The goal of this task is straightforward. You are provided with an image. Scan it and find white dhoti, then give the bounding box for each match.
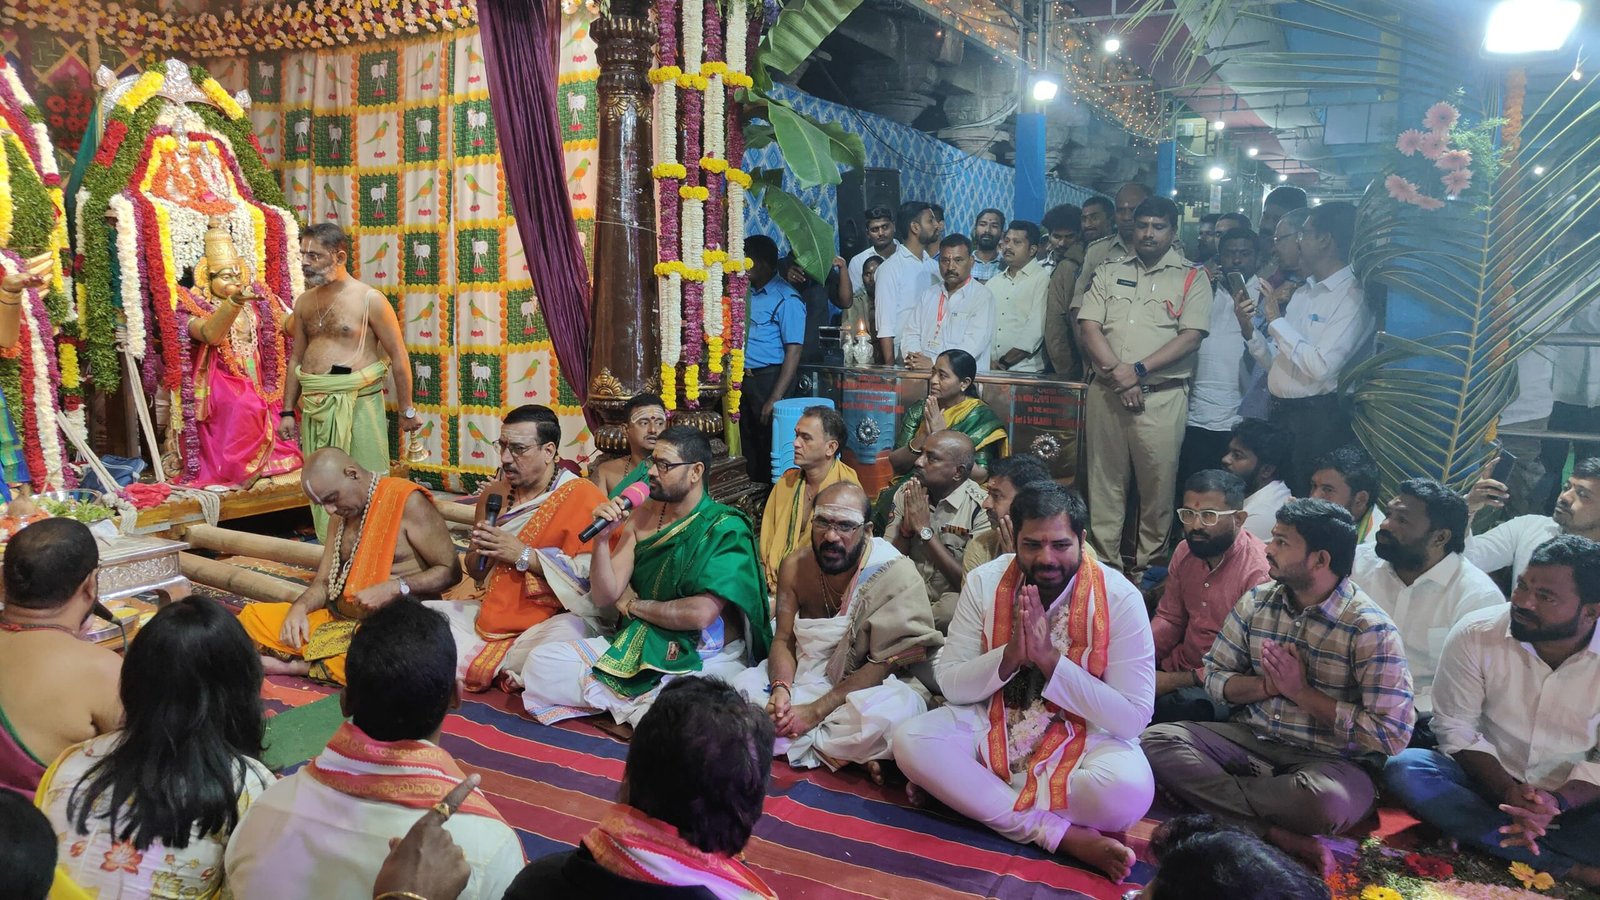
[731,614,927,769]
[891,704,1153,852]
[425,602,598,686]
[522,634,748,728]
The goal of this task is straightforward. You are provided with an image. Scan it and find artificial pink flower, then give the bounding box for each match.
[1442,168,1472,195]
[1436,148,1472,171]
[1396,128,1426,156]
[1423,101,1460,133]
[1415,195,1447,210]
[1417,131,1448,161]
[1386,174,1421,203]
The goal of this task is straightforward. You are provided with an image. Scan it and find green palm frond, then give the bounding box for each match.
[1345,73,1600,493]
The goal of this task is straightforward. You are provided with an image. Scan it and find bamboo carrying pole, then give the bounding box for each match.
[179,553,304,605]
[181,525,324,569]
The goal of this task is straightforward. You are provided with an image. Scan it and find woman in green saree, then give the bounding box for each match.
[871,349,1008,528]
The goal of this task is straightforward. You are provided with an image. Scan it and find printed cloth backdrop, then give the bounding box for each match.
[207,19,601,493]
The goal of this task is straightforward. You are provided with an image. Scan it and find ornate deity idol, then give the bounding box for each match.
[170,218,301,488]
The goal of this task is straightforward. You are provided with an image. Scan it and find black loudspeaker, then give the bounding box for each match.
[836,167,902,260]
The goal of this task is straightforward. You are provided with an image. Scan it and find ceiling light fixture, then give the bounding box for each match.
[1247,146,1259,157]
[1483,0,1582,54]
[1208,165,1227,181]
[1030,73,1061,102]
[1534,165,1547,176]
[1212,120,1226,131]
[1103,35,1122,54]
[1278,173,1289,183]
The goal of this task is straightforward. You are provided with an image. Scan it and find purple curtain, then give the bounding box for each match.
[477,0,593,410]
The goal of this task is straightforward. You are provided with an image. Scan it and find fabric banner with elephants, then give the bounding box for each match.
[208,23,598,492]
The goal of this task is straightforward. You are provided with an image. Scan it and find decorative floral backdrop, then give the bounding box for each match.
[210,23,599,492]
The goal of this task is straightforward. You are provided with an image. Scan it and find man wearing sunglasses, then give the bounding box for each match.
[521,426,771,728]
[1149,470,1270,725]
[428,405,607,692]
[733,482,941,781]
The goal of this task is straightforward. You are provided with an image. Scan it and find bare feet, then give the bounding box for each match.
[260,655,310,677]
[866,759,906,786]
[905,782,929,807]
[1265,826,1334,876]
[1058,825,1136,883]
[498,670,524,693]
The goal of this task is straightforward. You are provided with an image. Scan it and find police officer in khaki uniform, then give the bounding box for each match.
[1077,196,1212,576]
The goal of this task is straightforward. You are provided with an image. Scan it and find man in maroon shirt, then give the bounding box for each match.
[1150,470,1272,724]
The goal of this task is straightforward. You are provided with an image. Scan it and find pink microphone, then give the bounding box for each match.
[580,480,650,541]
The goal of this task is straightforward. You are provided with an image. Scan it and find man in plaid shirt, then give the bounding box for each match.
[1142,498,1415,873]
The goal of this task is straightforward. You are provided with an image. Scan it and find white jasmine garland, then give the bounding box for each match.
[728,0,747,78]
[20,289,65,488]
[729,181,745,270]
[107,196,148,358]
[661,272,683,365]
[683,0,703,75]
[281,210,305,298]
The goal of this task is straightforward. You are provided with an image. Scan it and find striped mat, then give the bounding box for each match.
[258,675,1155,899]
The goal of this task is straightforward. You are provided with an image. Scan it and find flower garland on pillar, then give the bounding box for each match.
[677,0,707,408]
[722,0,754,423]
[649,0,684,410]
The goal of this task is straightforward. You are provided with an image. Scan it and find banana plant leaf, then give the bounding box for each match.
[754,184,835,282]
[760,0,867,75]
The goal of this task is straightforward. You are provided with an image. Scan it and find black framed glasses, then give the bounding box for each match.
[811,515,866,536]
[646,456,695,474]
[493,440,548,458]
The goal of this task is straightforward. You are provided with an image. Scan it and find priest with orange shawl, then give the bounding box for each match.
[758,405,859,595]
[891,482,1155,884]
[428,405,608,692]
[239,448,462,683]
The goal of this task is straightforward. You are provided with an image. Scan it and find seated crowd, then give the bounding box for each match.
[4,182,1600,898]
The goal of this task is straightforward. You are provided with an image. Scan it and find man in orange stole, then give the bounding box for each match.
[429,405,607,692]
[239,448,461,683]
[892,483,1156,883]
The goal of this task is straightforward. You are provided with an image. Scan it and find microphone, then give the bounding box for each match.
[471,493,505,580]
[580,481,650,542]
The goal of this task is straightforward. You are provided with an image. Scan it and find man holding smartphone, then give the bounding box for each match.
[280,223,420,542]
[1178,228,1262,490]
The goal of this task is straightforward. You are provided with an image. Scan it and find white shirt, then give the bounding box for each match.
[1190,277,1259,431]
[1503,344,1556,426]
[1350,547,1505,713]
[987,259,1050,373]
[1464,514,1562,585]
[1245,266,1374,399]
[873,244,939,343]
[1241,480,1292,541]
[1433,606,1600,791]
[848,242,898,298]
[900,278,996,369]
[935,556,1155,743]
[225,766,525,900]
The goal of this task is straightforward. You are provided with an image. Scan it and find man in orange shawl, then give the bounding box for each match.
[239,448,461,683]
[892,482,1156,883]
[428,405,607,692]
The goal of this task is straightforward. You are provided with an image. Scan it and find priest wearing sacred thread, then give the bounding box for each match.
[238,448,460,683]
[892,482,1156,884]
[520,426,772,727]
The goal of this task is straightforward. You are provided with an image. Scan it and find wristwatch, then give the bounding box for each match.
[917,526,935,542]
[515,546,533,572]
[396,577,411,597]
[403,406,418,419]
[1132,360,1149,380]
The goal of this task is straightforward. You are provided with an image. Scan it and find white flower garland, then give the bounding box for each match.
[107,196,147,358]
[728,0,747,78]
[729,183,746,274]
[683,0,703,77]
[281,210,306,299]
[701,47,725,344]
[661,272,683,366]
[4,250,68,487]
[726,0,748,281]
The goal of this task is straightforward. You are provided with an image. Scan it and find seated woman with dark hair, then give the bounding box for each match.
[1137,814,1331,900]
[871,348,1008,528]
[35,598,274,899]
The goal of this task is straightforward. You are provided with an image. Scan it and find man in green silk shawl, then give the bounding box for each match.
[521,426,772,727]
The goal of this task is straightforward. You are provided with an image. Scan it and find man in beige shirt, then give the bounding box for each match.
[885,430,991,632]
[1078,197,1212,577]
[988,221,1050,373]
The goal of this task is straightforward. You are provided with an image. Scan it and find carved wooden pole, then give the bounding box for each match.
[585,0,660,453]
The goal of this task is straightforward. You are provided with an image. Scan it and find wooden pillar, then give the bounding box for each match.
[585,0,660,456]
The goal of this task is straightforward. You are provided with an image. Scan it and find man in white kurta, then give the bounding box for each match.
[734,484,942,773]
[900,235,995,370]
[892,483,1155,883]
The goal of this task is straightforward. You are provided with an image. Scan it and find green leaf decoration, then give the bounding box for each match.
[815,119,866,169]
[744,122,776,150]
[768,104,841,188]
[760,187,835,282]
[760,0,867,76]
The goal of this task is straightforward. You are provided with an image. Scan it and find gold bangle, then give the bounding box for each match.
[375,893,431,900]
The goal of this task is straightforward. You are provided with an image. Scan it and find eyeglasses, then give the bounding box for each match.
[811,515,866,536]
[646,456,695,474]
[493,440,542,458]
[1177,508,1241,526]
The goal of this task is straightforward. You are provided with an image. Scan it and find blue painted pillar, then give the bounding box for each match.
[1014,111,1046,222]
[1156,140,1176,196]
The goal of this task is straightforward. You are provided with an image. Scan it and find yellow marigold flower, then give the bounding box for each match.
[1359,887,1403,900]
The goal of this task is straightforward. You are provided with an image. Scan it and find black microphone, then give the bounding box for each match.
[472,493,504,579]
[580,481,650,542]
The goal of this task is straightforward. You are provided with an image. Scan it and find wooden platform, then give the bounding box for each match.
[131,473,310,537]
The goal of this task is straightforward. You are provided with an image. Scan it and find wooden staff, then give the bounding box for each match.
[179,553,304,605]
[181,525,323,569]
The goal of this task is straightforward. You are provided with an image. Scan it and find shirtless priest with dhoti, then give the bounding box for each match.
[892,482,1156,883]
[521,426,772,727]
[239,449,460,683]
[733,482,942,779]
[427,404,607,692]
